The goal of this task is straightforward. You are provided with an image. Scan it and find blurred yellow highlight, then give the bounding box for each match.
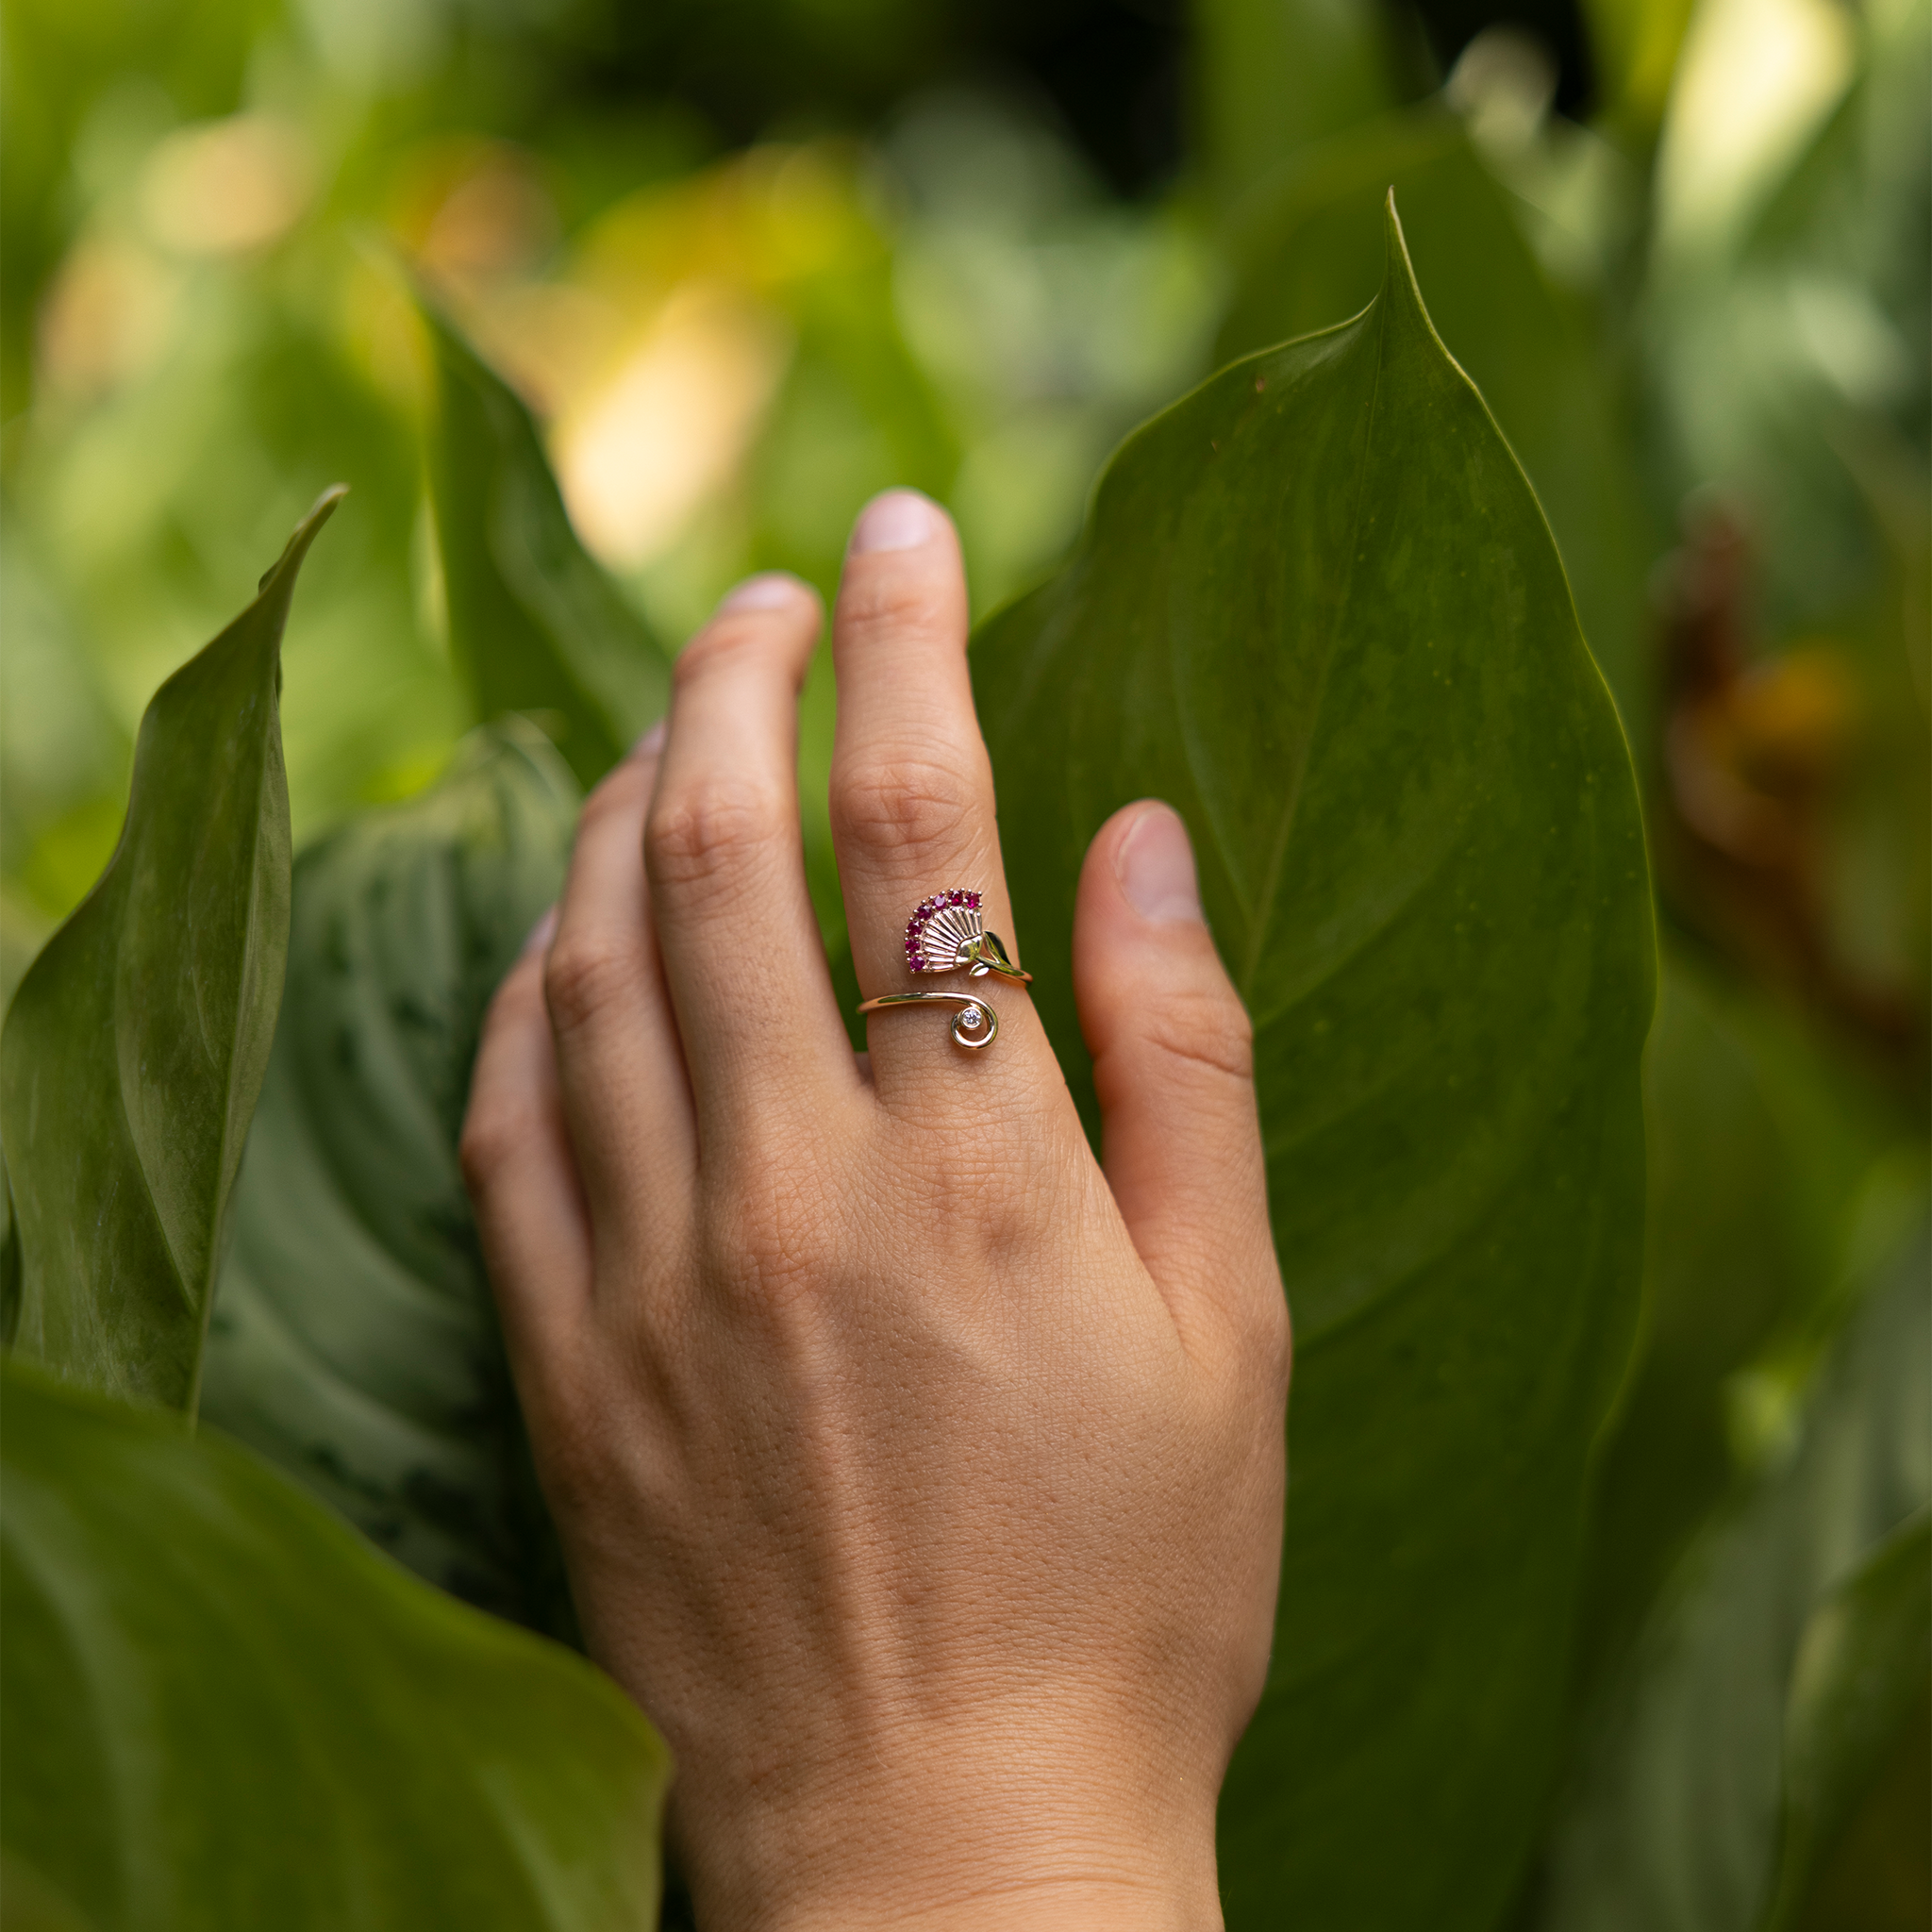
[141,114,315,258]
[553,283,791,571]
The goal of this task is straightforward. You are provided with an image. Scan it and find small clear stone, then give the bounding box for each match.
[958,1004,984,1030]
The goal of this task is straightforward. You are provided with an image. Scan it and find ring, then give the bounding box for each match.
[857,890,1031,1051]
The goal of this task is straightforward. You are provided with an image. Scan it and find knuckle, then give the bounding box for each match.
[838,569,953,646]
[707,1159,833,1311]
[832,757,980,866]
[1141,987,1255,1087]
[457,1107,519,1194]
[1255,1286,1292,1391]
[543,938,640,1037]
[674,616,784,691]
[646,777,788,889]
[580,757,650,827]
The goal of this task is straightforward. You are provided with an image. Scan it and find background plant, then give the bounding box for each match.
[2,0,1925,1927]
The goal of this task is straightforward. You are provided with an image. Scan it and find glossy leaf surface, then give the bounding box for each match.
[0,490,341,1410]
[0,1358,669,1932]
[200,720,578,1633]
[425,302,670,787]
[973,200,1653,1930]
[1216,111,1652,723]
[1540,1212,1930,1932]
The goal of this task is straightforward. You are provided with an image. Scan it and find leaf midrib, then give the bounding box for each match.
[1234,293,1390,1003]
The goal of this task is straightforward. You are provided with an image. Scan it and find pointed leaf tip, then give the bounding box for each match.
[1379,188,1426,316]
[259,485,349,593]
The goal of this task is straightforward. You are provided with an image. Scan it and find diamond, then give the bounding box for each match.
[958,1004,984,1030]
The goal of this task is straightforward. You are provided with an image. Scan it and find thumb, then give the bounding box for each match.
[1073,802,1283,1350]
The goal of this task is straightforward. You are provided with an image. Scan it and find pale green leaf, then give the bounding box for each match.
[1770,1508,1930,1929]
[200,719,578,1632]
[1538,1211,1930,1932]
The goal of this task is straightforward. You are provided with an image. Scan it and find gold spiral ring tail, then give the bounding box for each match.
[857,991,1000,1050]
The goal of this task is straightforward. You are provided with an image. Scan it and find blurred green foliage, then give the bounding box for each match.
[2,0,1927,1923]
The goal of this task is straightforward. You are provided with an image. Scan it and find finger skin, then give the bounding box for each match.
[1073,801,1289,1364]
[544,737,696,1244]
[460,941,593,1374]
[828,491,1053,1109]
[644,575,855,1142]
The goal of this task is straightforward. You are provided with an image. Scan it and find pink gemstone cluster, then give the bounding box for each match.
[904,890,982,973]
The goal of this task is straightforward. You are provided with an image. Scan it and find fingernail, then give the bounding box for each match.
[850,489,941,555]
[717,571,806,613]
[1117,805,1202,924]
[520,906,558,957]
[633,719,666,758]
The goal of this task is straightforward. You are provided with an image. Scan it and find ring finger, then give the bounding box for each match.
[828,491,1053,1113]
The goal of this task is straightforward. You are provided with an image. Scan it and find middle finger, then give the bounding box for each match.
[645,574,855,1141]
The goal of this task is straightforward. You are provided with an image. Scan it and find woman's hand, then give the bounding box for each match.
[461,491,1289,1931]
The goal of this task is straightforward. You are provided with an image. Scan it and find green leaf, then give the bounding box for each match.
[973,197,1653,1931]
[0,1357,669,1931]
[425,300,671,788]
[200,720,579,1633]
[0,488,342,1412]
[1537,1210,1931,1932]
[1215,110,1654,724]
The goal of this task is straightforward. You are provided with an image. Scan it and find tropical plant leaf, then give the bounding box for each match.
[425,298,670,787]
[0,1357,670,1932]
[1537,1209,1931,1932]
[0,488,342,1411]
[199,719,579,1634]
[1215,110,1653,725]
[973,197,1653,1932]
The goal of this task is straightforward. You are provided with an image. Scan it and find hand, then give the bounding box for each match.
[461,491,1289,1931]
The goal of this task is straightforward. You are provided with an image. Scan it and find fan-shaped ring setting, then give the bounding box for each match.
[856,889,1032,1051]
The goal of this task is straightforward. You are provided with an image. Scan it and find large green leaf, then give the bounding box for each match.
[199,719,578,1633]
[425,301,670,788]
[1538,1210,1930,1932]
[1216,110,1653,724]
[0,489,342,1412]
[0,1357,669,1931]
[973,198,1653,1931]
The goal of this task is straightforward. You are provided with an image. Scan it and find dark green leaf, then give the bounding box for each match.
[0,1357,669,1932]
[1538,1211,1931,1932]
[425,299,670,787]
[1216,110,1654,724]
[200,720,578,1633]
[973,197,1653,1931]
[0,489,342,1411]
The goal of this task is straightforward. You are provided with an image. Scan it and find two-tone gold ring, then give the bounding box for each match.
[856,890,1031,1051]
